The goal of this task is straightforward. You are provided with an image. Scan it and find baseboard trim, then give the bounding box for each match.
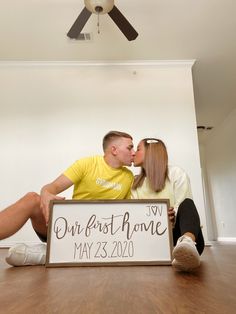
[217,237,236,242]
[0,241,42,248]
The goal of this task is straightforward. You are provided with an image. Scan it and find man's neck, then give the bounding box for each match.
[103,155,122,169]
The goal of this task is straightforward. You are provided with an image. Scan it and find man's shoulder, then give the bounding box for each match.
[122,167,134,178]
[76,155,102,163]
[69,155,102,171]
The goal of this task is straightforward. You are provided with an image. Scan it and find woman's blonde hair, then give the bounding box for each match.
[133,138,168,192]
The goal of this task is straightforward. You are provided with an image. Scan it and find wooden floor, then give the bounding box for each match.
[0,242,235,314]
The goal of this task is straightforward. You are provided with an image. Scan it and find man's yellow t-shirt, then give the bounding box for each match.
[63,155,134,200]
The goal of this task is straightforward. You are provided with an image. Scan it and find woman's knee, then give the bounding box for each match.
[179,198,195,209]
[177,198,198,216]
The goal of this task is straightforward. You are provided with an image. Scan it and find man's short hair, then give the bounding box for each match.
[103,131,133,152]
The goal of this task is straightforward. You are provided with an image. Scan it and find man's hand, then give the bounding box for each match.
[40,174,74,225]
[40,190,65,225]
[168,207,176,227]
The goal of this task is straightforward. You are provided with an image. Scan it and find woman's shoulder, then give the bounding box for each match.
[168,165,189,180]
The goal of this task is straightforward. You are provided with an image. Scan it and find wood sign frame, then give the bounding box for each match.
[46,199,173,267]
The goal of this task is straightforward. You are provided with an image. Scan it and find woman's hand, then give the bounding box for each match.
[168,207,176,227]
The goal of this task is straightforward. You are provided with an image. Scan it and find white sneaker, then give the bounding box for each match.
[172,235,200,271]
[6,243,46,266]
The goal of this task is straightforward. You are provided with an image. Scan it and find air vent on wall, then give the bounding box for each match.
[197,126,214,131]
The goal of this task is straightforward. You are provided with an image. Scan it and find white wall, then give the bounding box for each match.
[0,61,207,246]
[203,106,236,241]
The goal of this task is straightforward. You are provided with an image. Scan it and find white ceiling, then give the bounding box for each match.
[1,0,236,141]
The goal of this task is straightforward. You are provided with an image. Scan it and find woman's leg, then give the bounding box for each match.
[173,198,205,255]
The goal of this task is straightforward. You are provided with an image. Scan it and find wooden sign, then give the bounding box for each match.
[46,200,173,267]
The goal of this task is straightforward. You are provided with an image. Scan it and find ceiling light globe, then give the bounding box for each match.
[84,0,114,14]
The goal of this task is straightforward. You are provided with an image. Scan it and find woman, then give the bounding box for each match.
[132,138,204,271]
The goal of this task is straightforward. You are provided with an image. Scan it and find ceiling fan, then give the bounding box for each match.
[67,0,138,41]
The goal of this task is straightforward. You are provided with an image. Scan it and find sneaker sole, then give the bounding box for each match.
[6,243,46,266]
[172,243,200,271]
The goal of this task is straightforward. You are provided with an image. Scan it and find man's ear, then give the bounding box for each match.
[111,145,117,156]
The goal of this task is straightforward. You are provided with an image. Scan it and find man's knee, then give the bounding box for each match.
[21,192,41,208]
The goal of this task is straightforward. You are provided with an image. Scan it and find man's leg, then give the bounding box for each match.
[0,193,48,267]
[0,192,47,240]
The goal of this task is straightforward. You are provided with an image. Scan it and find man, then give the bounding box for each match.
[0,131,135,266]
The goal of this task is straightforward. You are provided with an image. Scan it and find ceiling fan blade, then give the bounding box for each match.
[108,5,138,41]
[67,7,92,39]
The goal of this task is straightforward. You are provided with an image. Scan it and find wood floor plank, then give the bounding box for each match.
[0,242,235,314]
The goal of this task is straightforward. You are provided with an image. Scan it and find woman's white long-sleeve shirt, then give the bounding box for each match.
[131,165,193,212]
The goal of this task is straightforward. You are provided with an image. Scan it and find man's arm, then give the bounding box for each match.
[40,174,73,224]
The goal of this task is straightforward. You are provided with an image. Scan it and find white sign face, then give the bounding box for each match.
[46,200,173,267]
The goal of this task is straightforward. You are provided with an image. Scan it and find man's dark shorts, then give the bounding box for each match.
[35,230,47,243]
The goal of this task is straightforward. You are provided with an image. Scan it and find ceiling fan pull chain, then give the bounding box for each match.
[95,5,103,34]
[97,12,100,34]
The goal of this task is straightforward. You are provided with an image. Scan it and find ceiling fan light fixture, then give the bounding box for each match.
[67,0,138,41]
[84,0,114,14]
